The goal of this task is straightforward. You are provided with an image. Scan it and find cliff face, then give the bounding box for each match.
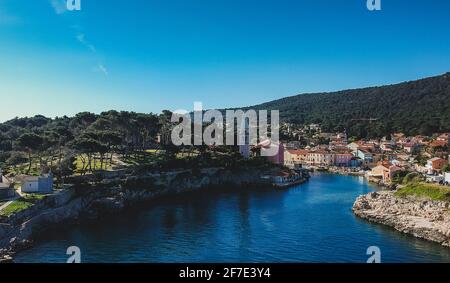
[353,191,450,247]
[0,167,271,259]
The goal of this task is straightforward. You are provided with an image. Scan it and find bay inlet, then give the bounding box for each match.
[14,173,450,263]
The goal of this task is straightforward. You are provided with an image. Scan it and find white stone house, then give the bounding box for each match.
[19,173,54,194]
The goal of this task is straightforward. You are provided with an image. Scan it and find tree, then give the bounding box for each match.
[444,164,450,173]
[6,151,28,170]
[72,136,102,174]
[16,133,44,174]
[56,155,77,184]
[98,130,122,168]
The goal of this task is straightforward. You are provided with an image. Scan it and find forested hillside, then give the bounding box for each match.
[248,72,450,138]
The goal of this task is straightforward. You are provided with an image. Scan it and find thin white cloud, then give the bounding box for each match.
[49,3,109,77]
[49,0,67,15]
[76,33,97,53]
[76,33,108,76]
[93,63,109,76]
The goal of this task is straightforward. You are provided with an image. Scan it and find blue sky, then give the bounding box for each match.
[0,0,449,122]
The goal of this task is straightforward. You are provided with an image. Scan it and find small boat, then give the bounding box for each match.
[271,173,307,189]
[272,177,306,189]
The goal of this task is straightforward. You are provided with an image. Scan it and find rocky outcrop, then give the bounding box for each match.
[353,191,450,247]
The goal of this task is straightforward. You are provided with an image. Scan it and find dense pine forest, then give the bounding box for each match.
[247,72,450,138]
[0,110,264,179]
[0,111,174,176]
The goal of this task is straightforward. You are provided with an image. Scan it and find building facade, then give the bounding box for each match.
[19,173,54,194]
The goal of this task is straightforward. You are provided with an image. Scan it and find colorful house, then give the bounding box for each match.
[284,149,309,168]
[349,157,362,168]
[437,133,450,143]
[426,157,448,173]
[356,149,373,164]
[306,150,335,166]
[429,140,448,149]
[368,163,402,184]
[403,142,418,154]
[334,153,353,166]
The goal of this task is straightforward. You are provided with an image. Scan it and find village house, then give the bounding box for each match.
[347,141,362,153]
[308,124,321,132]
[389,153,414,168]
[403,142,419,154]
[368,162,402,184]
[0,170,15,200]
[329,142,349,152]
[306,150,335,166]
[355,149,374,164]
[373,153,386,163]
[284,141,303,150]
[284,149,309,168]
[381,136,395,145]
[395,138,409,147]
[429,140,448,150]
[380,142,395,152]
[437,133,450,143]
[334,152,354,166]
[412,135,428,145]
[426,157,448,174]
[348,140,378,154]
[349,157,362,168]
[318,132,334,139]
[17,173,54,194]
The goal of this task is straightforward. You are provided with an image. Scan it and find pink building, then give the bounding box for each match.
[334,153,353,166]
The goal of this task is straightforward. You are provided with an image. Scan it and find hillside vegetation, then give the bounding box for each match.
[248,72,450,138]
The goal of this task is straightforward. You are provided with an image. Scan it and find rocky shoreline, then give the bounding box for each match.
[0,167,274,262]
[353,191,450,247]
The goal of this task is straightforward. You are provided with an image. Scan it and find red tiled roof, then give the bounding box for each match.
[287,149,309,155]
[430,140,448,147]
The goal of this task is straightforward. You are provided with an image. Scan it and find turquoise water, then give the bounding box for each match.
[14,173,450,263]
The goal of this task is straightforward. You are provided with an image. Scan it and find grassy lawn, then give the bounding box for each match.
[8,162,41,176]
[121,152,163,166]
[75,155,113,174]
[0,199,34,217]
[145,149,165,154]
[0,194,47,217]
[176,151,199,158]
[395,182,450,202]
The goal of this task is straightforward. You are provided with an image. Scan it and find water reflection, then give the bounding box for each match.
[14,173,450,263]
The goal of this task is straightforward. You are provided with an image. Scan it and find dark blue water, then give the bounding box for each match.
[15,173,450,263]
